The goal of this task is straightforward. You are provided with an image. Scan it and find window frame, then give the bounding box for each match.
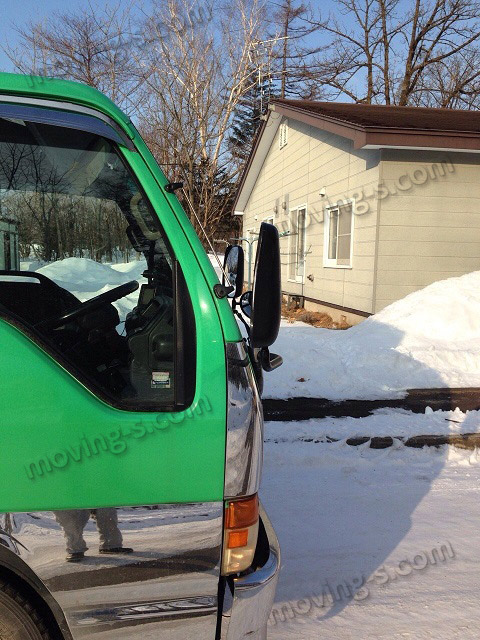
[323,199,355,269]
[288,204,307,283]
[0,101,134,150]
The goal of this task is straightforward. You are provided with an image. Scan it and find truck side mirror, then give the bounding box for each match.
[250,222,281,349]
[223,244,244,299]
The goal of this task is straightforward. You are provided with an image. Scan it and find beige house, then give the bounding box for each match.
[233,100,480,324]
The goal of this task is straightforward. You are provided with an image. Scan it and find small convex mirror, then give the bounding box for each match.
[240,290,252,318]
[223,244,245,299]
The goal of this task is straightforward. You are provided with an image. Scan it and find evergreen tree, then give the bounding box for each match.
[269,0,322,99]
[228,70,271,163]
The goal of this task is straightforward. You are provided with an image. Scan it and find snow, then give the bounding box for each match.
[208,252,224,280]
[262,418,480,639]
[33,257,148,325]
[261,271,480,637]
[37,257,147,297]
[265,271,480,401]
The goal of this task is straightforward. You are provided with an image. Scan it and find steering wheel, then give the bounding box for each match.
[38,280,139,330]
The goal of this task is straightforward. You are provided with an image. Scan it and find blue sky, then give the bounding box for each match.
[0,0,330,73]
[0,0,134,72]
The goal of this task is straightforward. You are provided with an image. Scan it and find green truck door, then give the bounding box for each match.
[0,106,227,639]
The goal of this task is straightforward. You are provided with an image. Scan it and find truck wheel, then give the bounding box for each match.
[0,580,53,640]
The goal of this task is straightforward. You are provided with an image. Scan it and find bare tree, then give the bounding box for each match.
[136,0,267,239]
[417,49,480,107]
[310,0,480,106]
[4,2,141,116]
[5,0,270,241]
[268,0,321,98]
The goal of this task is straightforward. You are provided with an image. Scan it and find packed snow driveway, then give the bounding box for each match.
[262,421,480,640]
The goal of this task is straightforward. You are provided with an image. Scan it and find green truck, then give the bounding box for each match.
[0,72,281,640]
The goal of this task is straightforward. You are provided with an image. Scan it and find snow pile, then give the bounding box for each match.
[37,257,146,294]
[35,257,148,322]
[264,271,480,400]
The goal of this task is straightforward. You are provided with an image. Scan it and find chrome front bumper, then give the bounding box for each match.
[222,504,280,640]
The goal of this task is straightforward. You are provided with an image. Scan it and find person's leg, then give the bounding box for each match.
[93,508,124,551]
[54,510,89,559]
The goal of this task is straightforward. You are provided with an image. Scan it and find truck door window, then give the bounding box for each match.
[0,114,195,410]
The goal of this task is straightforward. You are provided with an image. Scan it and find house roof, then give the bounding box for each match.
[274,99,480,133]
[233,99,480,214]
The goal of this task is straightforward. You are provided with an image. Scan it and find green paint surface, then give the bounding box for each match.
[0,320,226,512]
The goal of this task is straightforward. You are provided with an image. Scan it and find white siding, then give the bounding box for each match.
[242,117,381,314]
[375,150,480,312]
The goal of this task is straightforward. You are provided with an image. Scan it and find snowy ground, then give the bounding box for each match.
[264,271,480,401]
[262,420,480,639]
[259,273,480,638]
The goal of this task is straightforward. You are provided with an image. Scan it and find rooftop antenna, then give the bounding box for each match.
[248,35,289,118]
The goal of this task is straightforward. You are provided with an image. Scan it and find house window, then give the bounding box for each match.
[279,121,288,149]
[289,206,307,282]
[324,201,354,268]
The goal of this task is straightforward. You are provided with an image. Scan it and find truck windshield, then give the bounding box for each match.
[0,112,195,410]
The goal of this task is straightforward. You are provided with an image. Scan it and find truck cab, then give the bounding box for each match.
[0,73,280,640]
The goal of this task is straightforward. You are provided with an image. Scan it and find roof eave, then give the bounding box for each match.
[363,129,480,151]
[271,101,368,148]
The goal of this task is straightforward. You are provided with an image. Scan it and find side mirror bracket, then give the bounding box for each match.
[259,347,283,372]
[214,283,235,299]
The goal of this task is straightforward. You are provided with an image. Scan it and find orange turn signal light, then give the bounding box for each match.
[222,494,259,575]
[225,494,259,530]
[227,529,249,549]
